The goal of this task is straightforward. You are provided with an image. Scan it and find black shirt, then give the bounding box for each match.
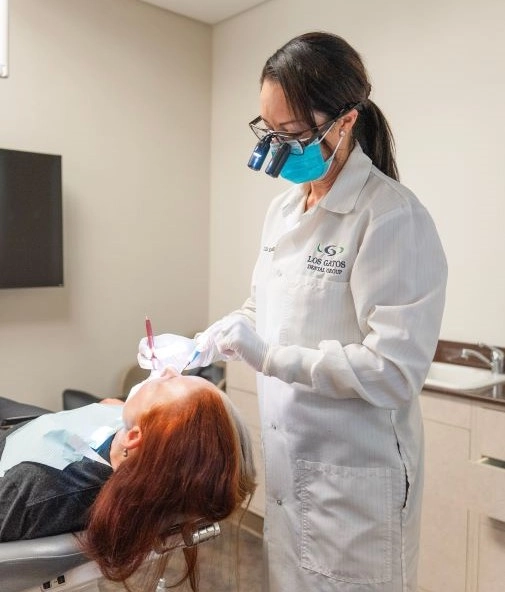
[0,424,114,541]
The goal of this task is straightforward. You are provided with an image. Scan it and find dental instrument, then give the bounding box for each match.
[145,316,159,369]
[182,348,201,372]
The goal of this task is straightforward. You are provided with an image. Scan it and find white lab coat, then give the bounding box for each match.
[237,144,447,591]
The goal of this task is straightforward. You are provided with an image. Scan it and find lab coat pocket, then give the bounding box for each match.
[297,460,396,584]
[282,278,359,348]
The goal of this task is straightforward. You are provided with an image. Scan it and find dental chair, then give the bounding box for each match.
[0,395,221,592]
[0,531,97,592]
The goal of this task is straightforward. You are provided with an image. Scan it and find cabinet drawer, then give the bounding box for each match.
[477,406,505,463]
[477,517,505,592]
[420,390,472,428]
[473,459,505,523]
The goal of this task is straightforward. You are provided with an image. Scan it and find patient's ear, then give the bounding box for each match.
[124,426,143,450]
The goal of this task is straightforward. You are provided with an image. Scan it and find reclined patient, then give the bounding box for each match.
[0,367,256,590]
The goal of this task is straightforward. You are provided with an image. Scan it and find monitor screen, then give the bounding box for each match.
[0,148,63,289]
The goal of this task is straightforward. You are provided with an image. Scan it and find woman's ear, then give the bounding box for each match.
[339,109,359,135]
[124,426,143,450]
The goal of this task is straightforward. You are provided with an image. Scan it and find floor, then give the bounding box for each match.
[164,520,263,591]
[97,519,263,592]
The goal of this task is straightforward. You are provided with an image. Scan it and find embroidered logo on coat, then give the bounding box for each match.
[307,244,346,275]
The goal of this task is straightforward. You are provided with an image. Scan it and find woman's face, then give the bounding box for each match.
[122,368,210,428]
[259,78,328,137]
[259,78,358,173]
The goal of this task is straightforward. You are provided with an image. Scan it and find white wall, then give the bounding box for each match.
[210,0,505,346]
[0,0,211,409]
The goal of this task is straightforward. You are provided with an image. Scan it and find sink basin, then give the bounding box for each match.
[425,362,505,391]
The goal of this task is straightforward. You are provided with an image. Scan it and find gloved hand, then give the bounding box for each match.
[137,333,196,373]
[198,315,319,385]
[211,315,270,372]
[193,317,235,368]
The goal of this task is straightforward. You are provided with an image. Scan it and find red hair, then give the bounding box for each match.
[82,385,255,590]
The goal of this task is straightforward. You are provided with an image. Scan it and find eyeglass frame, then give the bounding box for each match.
[248,103,360,154]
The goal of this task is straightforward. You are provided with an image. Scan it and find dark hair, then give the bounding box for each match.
[260,32,399,180]
[83,384,256,591]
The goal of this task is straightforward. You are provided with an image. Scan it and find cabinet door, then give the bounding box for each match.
[418,417,470,592]
[249,428,265,517]
[226,379,266,518]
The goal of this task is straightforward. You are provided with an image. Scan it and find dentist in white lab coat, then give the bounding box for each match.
[142,32,447,592]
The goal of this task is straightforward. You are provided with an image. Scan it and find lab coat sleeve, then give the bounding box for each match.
[263,204,448,409]
[235,293,257,327]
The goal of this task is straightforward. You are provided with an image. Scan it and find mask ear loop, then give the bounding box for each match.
[325,128,346,162]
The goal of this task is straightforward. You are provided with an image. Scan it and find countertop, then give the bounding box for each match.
[423,382,505,406]
[422,339,505,406]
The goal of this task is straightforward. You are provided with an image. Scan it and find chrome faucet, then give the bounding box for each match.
[461,343,505,375]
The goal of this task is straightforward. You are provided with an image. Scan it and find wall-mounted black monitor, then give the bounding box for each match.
[0,148,63,289]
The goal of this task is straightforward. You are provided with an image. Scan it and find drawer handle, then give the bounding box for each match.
[479,456,505,469]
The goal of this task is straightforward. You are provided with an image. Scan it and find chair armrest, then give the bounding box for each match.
[0,397,50,427]
[62,389,104,410]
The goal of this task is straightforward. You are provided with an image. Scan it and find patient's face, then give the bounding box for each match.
[122,368,209,428]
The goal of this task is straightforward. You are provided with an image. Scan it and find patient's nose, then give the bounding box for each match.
[160,366,181,379]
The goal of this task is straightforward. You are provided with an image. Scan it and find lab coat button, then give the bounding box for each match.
[271,423,277,430]
[276,499,283,506]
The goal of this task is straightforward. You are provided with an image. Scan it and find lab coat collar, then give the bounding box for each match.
[280,142,372,218]
[279,185,307,228]
[322,142,372,214]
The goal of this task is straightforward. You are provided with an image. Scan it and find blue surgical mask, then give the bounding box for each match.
[274,128,345,184]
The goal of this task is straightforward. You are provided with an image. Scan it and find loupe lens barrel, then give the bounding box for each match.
[265,142,290,177]
[247,136,271,171]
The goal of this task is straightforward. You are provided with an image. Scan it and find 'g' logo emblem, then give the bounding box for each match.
[317,244,344,256]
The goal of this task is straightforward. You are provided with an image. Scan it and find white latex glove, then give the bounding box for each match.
[137,333,196,373]
[212,315,269,372]
[193,318,234,368]
[199,316,320,386]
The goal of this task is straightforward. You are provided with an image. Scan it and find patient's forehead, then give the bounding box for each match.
[148,373,208,401]
[122,373,212,425]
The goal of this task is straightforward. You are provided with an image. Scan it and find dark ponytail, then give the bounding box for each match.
[354,100,399,180]
[261,32,399,181]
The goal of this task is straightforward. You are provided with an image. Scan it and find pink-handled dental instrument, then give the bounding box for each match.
[145,316,159,369]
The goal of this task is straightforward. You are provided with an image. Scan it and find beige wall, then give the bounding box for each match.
[210,0,505,345]
[2,0,504,409]
[0,0,211,409]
